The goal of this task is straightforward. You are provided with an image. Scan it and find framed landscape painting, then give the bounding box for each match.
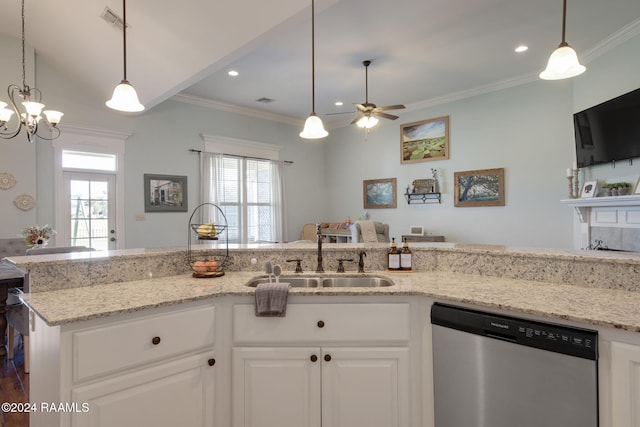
[363,178,397,209]
[401,116,450,164]
[144,174,188,212]
[454,168,505,207]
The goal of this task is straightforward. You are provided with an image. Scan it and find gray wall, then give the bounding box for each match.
[1,31,639,250]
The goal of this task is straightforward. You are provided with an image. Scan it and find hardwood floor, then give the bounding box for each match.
[0,336,29,427]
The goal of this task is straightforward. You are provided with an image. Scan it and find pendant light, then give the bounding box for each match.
[539,0,585,80]
[106,0,144,112]
[299,0,328,139]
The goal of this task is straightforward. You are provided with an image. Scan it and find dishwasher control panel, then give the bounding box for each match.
[431,303,598,360]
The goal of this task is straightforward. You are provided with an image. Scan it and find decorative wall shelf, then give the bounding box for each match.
[404,192,441,204]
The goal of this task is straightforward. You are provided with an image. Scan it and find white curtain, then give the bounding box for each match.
[271,160,287,243]
[201,151,225,226]
[201,152,287,243]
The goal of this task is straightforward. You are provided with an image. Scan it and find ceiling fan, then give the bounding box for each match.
[351,60,405,128]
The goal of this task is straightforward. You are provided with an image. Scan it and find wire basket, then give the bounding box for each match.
[187,203,229,278]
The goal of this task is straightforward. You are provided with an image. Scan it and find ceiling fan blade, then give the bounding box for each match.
[353,103,368,112]
[325,111,357,116]
[373,111,399,120]
[376,104,406,111]
[351,113,365,125]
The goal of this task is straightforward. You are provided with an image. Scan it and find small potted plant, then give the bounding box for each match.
[601,182,632,196]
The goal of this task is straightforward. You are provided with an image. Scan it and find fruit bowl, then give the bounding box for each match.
[190,260,224,278]
[190,223,226,239]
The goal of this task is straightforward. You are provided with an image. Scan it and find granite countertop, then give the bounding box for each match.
[22,269,640,333]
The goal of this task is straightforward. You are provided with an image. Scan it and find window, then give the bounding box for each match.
[204,153,286,243]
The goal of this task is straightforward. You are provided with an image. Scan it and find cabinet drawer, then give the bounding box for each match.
[73,305,215,382]
[233,303,409,343]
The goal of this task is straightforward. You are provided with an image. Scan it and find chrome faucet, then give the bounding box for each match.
[315,223,324,273]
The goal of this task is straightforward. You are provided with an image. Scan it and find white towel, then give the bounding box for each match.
[359,221,378,243]
[255,282,291,317]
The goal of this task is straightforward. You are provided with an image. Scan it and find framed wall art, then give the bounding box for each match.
[144,174,188,212]
[454,168,505,207]
[580,180,598,198]
[400,116,449,164]
[363,178,397,209]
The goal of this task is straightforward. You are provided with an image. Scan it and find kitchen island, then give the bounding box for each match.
[11,243,640,427]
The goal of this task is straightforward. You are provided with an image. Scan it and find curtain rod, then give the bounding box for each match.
[189,149,293,164]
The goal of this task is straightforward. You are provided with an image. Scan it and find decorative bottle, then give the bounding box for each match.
[401,238,412,271]
[388,238,400,271]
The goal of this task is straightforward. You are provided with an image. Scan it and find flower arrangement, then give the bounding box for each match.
[19,224,56,247]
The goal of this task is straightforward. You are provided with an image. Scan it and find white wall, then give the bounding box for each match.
[323,81,575,247]
[0,37,37,238]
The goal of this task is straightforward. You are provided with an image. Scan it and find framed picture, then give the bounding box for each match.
[581,180,598,198]
[409,226,424,236]
[363,178,397,209]
[454,168,505,207]
[634,177,640,195]
[401,116,449,164]
[144,174,188,212]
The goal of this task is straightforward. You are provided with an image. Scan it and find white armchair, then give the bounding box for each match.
[350,221,390,243]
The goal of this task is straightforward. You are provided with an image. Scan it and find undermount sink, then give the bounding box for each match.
[245,275,394,288]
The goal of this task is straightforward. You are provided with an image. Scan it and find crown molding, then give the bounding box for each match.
[172,93,301,127]
[582,16,640,62]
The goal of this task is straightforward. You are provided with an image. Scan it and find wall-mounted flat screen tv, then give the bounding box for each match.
[574,87,640,168]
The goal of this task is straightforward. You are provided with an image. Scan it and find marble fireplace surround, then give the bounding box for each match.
[562,195,640,252]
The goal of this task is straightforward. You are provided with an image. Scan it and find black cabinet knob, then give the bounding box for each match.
[310,354,318,362]
[208,358,216,366]
[324,354,331,362]
[152,336,161,345]
[317,320,325,328]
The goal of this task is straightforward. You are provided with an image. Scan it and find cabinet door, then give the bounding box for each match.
[321,347,410,427]
[232,347,321,427]
[71,352,215,427]
[612,341,640,427]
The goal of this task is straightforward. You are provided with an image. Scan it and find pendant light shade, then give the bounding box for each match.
[300,0,328,139]
[539,0,585,80]
[106,0,145,112]
[300,113,328,139]
[106,80,144,112]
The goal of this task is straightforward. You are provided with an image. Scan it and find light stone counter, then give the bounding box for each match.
[13,243,640,332]
[22,268,640,333]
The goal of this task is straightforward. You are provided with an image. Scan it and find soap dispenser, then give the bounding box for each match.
[388,238,400,271]
[401,237,412,271]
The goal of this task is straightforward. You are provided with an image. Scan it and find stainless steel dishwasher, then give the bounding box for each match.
[431,303,598,427]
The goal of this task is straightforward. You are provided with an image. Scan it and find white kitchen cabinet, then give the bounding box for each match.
[71,352,215,427]
[29,301,217,427]
[231,301,412,427]
[232,346,409,427]
[611,341,640,427]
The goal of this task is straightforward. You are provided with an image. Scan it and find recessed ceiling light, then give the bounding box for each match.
[228,70,239,77]
[515,45,528,53]
[334,101,343,106]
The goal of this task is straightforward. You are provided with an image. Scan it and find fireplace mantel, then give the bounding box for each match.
[562,195,640,251]
[561,195,640,222]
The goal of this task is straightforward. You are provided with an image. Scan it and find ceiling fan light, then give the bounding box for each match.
[106,80,145,112]
[300,113,328,139]
[356,116,378,129]
[539,44,586,80]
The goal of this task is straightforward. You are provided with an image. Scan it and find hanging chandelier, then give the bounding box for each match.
[0,0,64,143]
[106,0,144,112]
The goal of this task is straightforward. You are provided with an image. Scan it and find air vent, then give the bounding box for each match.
[101,6,129,30]
[256,97,275,104]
